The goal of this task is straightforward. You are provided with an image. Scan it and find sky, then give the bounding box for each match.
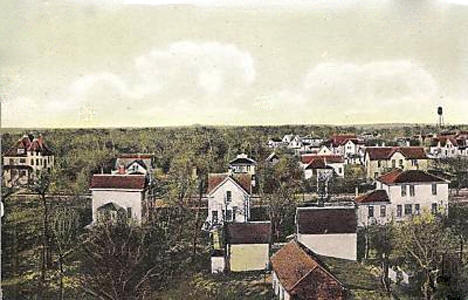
[1,0,468,128]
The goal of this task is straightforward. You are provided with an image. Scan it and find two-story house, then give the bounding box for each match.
[355,169,449,226]
[205,173,252,229]
[3,134,55,186]
[364,147,430,180]
[90,174,148,224]
[429,135,468,158]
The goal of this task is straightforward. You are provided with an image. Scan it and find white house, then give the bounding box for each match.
[356,169,449,226]
[226,222,271,272]
[204,173,252,230]
[301,154,345,178]
[3,134,55,186]
[228,154,256,175]
[113,153,154,175]
[301,136,324,147]
[90,174,148,224]
[267,138,284,148]
[296,206,358,261]
[429,135,468,158]
[282,134,295,144]
[355,190,391,226]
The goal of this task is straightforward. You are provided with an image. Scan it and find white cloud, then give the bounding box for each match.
[3,41,256,126]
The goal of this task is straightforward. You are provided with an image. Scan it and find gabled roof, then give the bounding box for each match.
[365,147,428,160]
[377,169,446,185]
[296,207,357,235]
[271,241,345,298]
[126,159,148,170]
[207,173,252,195]
[5,135,54,156]
[355,190,389,204]
[90,174,147,190]
[229,154,257,165]
[227,222,271,244]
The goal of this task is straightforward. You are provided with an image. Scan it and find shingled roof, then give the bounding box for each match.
[365,146,427,160]
[5,135,54,157]
[90,174,147,190]
[271,241,346,299]
[226,222,271,244]
[377,169,446,185]
[296,207,357,235]
[207,173,252,195]
[355,190,389,204]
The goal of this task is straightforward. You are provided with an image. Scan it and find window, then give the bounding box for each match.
[31,159,34,166]
[226,191,232,203]
[232,206,237,221]
[212,211,218,223]
[9,159,14,165]
[20,170,26,177]
[377,160,381,167]
[19,158,26,164]
[409,185,415,197]
[368,206,374,218]
[397,205,402,217]
[127,207,132,219]
[226,209,232,221]
[399,159,403,167]
[380,205,386,217]
[404,204,412,215]
[36,159,39,165]
[392,160,396,168]
[401,185,407,196]
[415,204,420,214]
[338,167,343,174]
[432,184,437,195]
[432,203,438,214]
[374,172,379,178]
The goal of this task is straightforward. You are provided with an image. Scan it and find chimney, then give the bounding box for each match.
[406,140,411,147]
[118,164,126,174]
[382,142,386,147]
[355,186,359,197]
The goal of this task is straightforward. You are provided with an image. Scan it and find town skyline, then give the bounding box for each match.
[1,0,468,128]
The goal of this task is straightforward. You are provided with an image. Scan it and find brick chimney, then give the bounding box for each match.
[117,164,126,174]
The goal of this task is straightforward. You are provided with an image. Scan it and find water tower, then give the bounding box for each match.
[437,106,444,128]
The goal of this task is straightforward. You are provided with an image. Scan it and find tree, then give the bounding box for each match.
[260,155,303,241]
[80,220,157,300]
[29,170,52,293]
[51,205,81,300]
[369,223,395,293]
[393,213,458,299]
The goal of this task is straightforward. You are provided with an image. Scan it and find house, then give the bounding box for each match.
[228,153,256,176]
[301,136,323,147]
[282,134,295,144]
[226,222,271,272]
[113,153,155,175]
[326,135,365,157]
[355,169,449,226]
[89,174,148,224]
[271,240,347,300]
[301,154,345,178]
[204,173,252,230]
[268,138,284,148]
[3,134,55,186]
[287,135,303,150]
[265,152,280,165]
[302,157,335,180]
[296,206,358,260]
[354,190,391,226]
[429,135,468,158]
[364,146,430,180]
